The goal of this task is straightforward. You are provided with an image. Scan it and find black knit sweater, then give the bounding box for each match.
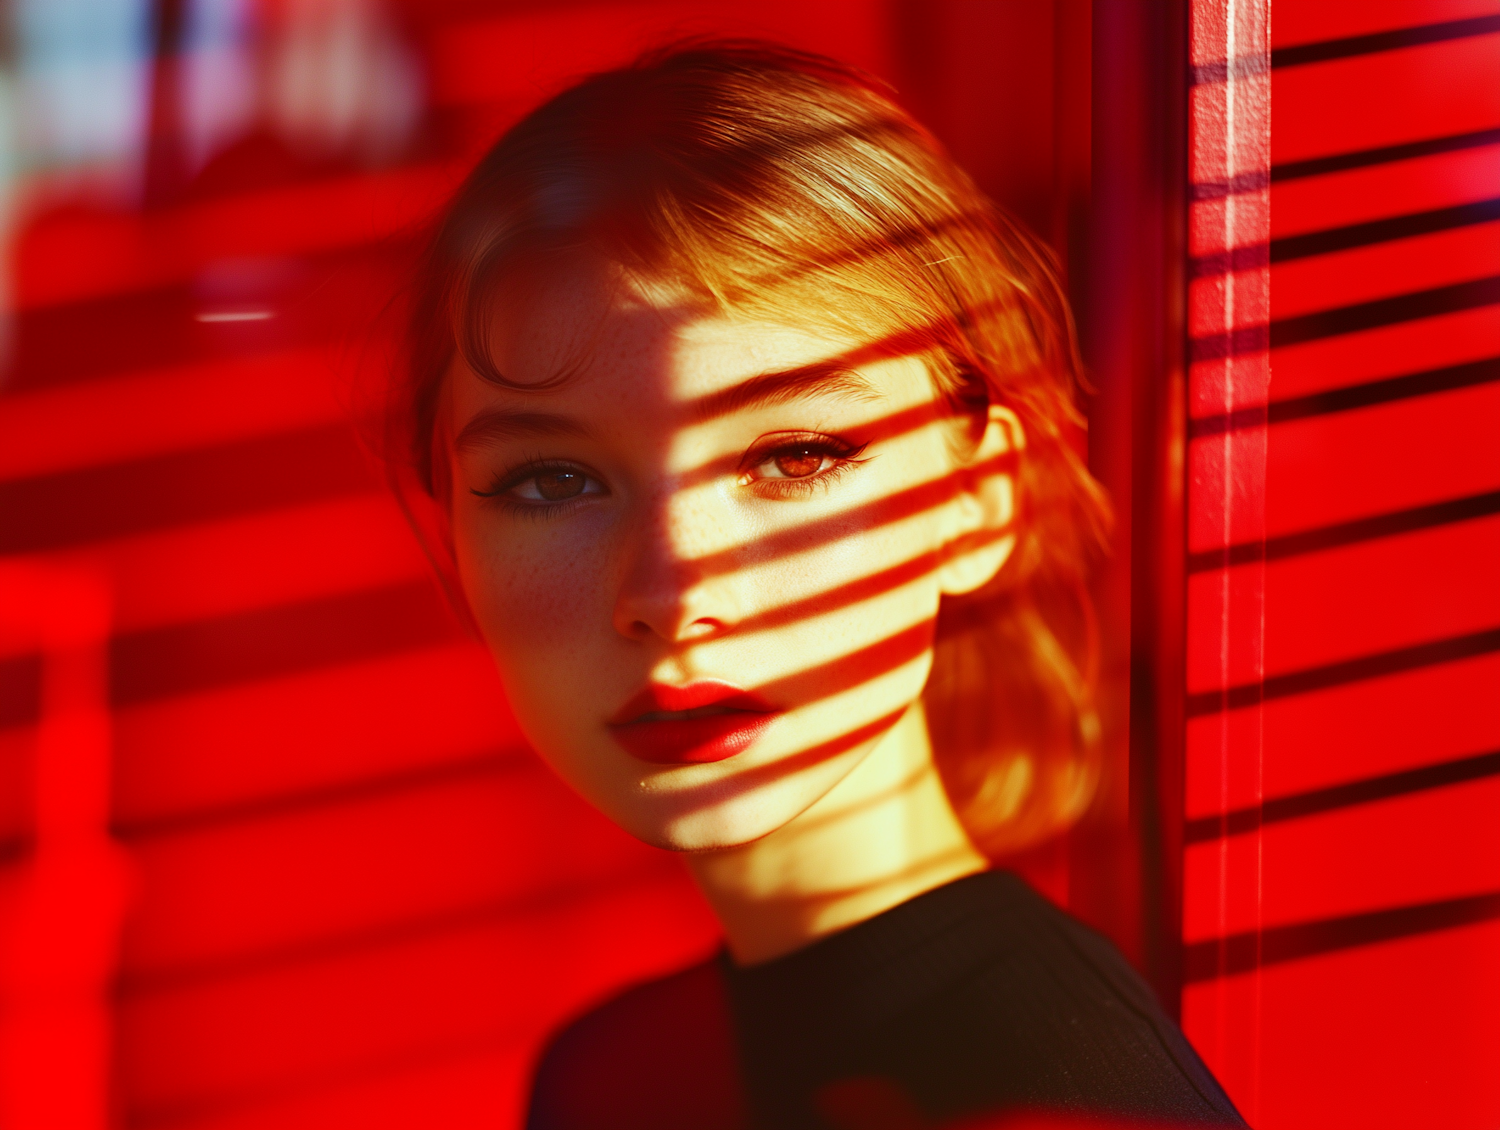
[527,870,1246,1129]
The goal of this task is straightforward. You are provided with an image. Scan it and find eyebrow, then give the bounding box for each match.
[454,409,593,452]
[689,362,883,422]
[455,362,882,450]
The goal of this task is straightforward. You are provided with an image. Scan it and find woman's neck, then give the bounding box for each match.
[684,701,989,965]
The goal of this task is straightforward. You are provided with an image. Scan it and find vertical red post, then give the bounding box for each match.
[0,563,131,1130]
[1179,0,1271,1121]
[1083,0,1189,998]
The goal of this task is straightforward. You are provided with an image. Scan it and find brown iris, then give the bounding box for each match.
[774,449,825,478]
[535,470,586,500]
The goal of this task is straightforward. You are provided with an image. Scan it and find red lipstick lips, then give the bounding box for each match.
[607,680,778,765]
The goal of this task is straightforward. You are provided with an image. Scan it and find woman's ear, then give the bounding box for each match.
[936,404,1025,596]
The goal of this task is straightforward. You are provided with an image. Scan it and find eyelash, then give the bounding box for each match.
[739,433,870,498]
[471,456,603,519]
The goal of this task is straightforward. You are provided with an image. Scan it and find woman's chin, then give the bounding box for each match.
[617,753,877,852]
[541,714,896,853]
[620,800,794,854]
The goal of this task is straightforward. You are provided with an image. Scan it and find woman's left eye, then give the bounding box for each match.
[752,447,837,480]
[740,436,867,493]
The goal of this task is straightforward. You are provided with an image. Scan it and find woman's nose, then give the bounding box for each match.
[611,487,742,644]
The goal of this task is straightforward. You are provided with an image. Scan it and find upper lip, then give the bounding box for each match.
[608,680,776,725]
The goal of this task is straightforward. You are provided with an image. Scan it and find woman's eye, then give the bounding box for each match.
[739,435,868,494]
[754,447,835,480]
[521,470,588,500]
[483,465,603,504]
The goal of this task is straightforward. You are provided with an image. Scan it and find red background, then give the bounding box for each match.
[0,2,1496,1128]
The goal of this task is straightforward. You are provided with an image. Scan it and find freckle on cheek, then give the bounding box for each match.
[488,553,596,642]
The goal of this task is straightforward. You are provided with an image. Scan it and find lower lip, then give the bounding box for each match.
[609,711,778,764]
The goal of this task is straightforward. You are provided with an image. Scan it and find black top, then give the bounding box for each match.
[527,871,1246,1130]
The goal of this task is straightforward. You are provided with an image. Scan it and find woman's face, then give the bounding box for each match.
[448,251,1017,851]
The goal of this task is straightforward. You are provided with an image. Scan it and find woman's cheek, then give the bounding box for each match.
[478,529,607,657]
[462,527,613,757]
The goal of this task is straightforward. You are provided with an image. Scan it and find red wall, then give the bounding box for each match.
[1181,2,1500,1126]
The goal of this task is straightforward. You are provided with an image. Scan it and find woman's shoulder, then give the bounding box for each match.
[941,872,1247,1126]
[525,956,747,1130]
[717,869,1245,1127]
[976,870,1173,1015]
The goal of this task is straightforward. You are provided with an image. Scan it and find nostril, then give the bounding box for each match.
[682,618,723,640]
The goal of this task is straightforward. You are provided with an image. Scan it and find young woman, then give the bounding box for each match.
[384,41,1244,1130]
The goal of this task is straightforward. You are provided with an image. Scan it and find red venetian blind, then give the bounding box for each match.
[1181,1,1500,1126]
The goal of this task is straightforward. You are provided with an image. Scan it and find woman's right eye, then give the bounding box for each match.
[475,464,605,506]
[512,469,590,501]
